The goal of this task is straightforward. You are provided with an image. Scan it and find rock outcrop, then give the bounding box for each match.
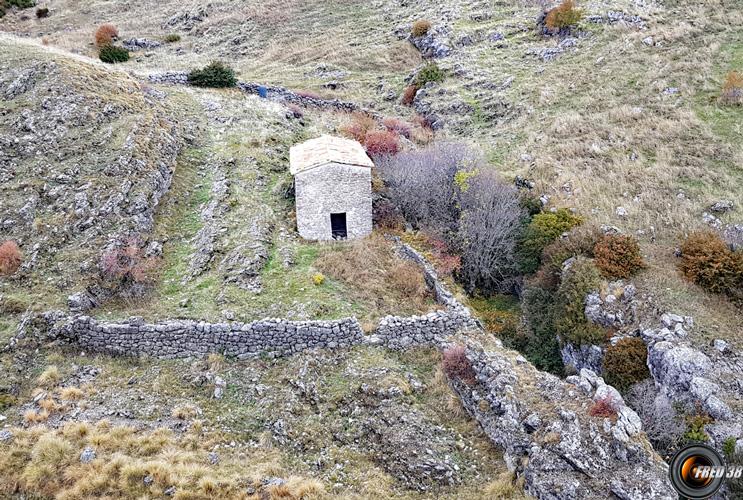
[452,341,675,499]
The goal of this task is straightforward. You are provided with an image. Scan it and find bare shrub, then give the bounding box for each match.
[442,345,476,385]
[382,117,412,139]
[626,380,685,459]
[339,113,377,143]
[99,235,159,299]
[376,142,477,236]
[0,240,22,276]
[457,171,525,294]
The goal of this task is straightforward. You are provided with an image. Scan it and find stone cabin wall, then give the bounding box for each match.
[294,162,372,241]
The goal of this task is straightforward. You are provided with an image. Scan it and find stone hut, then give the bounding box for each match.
[290,135,373,240]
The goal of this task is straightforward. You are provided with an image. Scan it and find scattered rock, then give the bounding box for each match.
[80,446,96,463]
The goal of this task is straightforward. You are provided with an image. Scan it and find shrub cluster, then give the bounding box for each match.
[593,234,645,279]
[378,143,524,294]
[0,240,22,276]
[35,6,48,17]
[382,117,412,139]
[414,63,445,87]
[94,23,119,47]
[163,33,181,43]
[0,0,35,17]
[340,114,405,159]
[411,20,432,37]
[679,231,743,304]
[442,345,476,385]
[553,257,606,346]
[545,0,583,30]
[187,61,237,88]
[364,129,400,157]
[521,284,564,373]
[535,225,601,290]
[99,44,129,64]
[720,70,743,106]
[602,337,650,392]
[517,208,583,274]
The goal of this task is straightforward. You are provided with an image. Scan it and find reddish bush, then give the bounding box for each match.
[364,130,400,158]
[589,396,618,418]
[402,85,419,106]
[294,89,323,100]
[593,234,645,279]
[382,117,412,139]
[100,236,158,286]
[0,240,22,276]
[339,113,377,143]
[442,345,476,385]
[679,231,743,303]
[94,23,119,47]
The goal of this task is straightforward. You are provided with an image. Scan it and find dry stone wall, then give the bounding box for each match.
[57,316,364,359]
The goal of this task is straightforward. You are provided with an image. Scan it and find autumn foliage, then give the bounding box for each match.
[94,23,119,47]
[679,231,743,303]
[0,240,22,276]
[593,234,645,279]
[589,396,618,418]
[363,130,400,158]
[545,0,583,30]
[720,70,743,106]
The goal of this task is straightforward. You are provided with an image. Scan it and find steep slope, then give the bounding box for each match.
[0,35,180,311]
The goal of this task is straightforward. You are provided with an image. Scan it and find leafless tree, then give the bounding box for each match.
[626,380,685,460]
[458,170,525,293]
[376,142,480,236]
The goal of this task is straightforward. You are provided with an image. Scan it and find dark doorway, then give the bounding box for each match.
[330,213,347,239]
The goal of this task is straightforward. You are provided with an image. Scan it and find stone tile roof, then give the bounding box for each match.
[289,135,374,175]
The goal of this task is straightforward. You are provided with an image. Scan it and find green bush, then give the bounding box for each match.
[594,234,645,279]
[521,284,564,374]
[602,337,650,392]
[683,414,712,443]
[519,194,542,217]
[679,231,743,304]
[517,208,583,274]
[9,0,36,8]
[554,257,606,346]
[99,44,130,64]
[164,33,181,43]
[535,225,601,291]
[188,61,237,88]
[414,63,444,87]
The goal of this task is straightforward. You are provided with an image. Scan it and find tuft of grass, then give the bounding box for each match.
[36,366,61,388]
[59,387,84,401]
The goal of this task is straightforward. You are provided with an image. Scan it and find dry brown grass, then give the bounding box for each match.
[36,365,61,388]
[314,233,433,318]
[0,421,321,499]
[59,386,84,401]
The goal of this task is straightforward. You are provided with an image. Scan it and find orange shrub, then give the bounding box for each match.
[679,231,743,303]
[402,85,419,106]
[364,130,400,158]
[442,345,476,385]
[593,234,645,279]
[95,23,119,47]
[720,70,743,106]
[411,20,432,37]
[0,240,22,276]
[545,0,583,30]
[339,113,377,143]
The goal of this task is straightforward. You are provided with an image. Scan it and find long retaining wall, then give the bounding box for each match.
[43,241,477,359]
[60,316,363,359]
